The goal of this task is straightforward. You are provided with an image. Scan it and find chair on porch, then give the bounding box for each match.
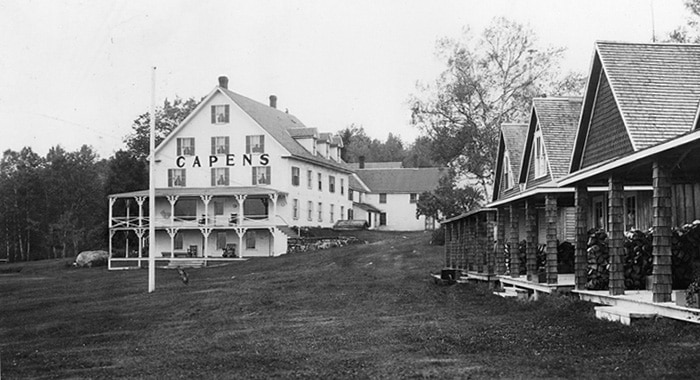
[187,245,198,258]
[223,243,236,258]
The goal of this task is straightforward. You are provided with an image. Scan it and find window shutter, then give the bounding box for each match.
[260,136,265,152]
[224,168,230,185]
[168,170,173,187]
[252,168,256,185]
[211,106,216,123]
[246,136,251,153]
[211,137,216,155]
[224,105,230,123]
[225,137,230,154]
[177,139,182,156]
[211,168,216,187]
[181,170,186,186]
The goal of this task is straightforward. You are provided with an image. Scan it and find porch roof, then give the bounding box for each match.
[353,202,382,213]
[109,186,287,199]
[441,208,497,225]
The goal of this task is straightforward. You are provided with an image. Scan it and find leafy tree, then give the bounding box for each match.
[124,97,200,160]
[410,17,584,199]
[339,125,408,164]
[669,0,700,42]
[416,168,483,220]
[402,136,438,168]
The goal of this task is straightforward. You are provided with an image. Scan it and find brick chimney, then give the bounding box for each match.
[218,76,229,89]
[359,156,365,169]
[269,95,277,109]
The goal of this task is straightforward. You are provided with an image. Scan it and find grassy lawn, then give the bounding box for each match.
[2,230,700,379]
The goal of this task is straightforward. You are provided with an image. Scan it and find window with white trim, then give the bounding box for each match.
[504,151,515,189]
[410,193,418,204]
[307,170,313,189]
[329,176,336,193]
[211,105,229,124]
[212,136,230,155]
[292,167,300,186]
[318,202,323,222]
[292,199,299,220]
[252,166,271,185]
[330,204,335,223]
[340,178,345,195]
[307,201,313,221]
[246,135,265,154]
[379,193,387,204]
[212,168,229,186]
[177,138,195,156]
[168,169,186,187]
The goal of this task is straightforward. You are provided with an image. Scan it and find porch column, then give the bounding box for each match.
[125,200,130,257]
[574,185,589,290]
[470,217,477,272]
[199,228,212,258]
[545,195,558,285]
[167,195,179,226]
[485,212,496,275]
[235,227,247,258]
[509,203,520,278]
[108,230,115,270]
[235,194,247,226]
[200,195,212,226]
[608,176,625,296]
[496,208,506,275]
[166,228,178,258]
[136,228,145,268]
[135,196,146,227]
[268,227,275,257]
[525,199,538,281]
[269,193,278,223]
[108,197,116,228]
[652,160,673,303]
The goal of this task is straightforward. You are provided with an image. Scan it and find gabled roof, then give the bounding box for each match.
[154,82,350,174]
[346,161,403,169]
[354,167,444,193]
[519,97,582,184]
[348,173,371,192]
[288,127,319,139]
[492,123,528,202]
[571,41,700,171]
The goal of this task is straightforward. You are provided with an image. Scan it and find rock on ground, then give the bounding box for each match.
[74,250,109,268]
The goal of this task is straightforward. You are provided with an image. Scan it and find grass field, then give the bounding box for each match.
[2,230,700,379]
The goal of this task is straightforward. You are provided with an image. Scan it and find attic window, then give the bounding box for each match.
[211,105,230,124]
[504,151,514,189]
[534,127,547,178]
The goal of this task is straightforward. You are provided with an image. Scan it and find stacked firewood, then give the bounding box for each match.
[672,221,700,288]
[557,242,575,273]
[586,229,610,290]
[623,229,654,290]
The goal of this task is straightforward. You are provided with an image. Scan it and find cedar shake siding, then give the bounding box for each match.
[581,71,633,168]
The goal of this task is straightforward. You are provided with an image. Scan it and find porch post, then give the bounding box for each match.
[167,195,179,226]
[200,195,212,226]
[485,211,496,276]
[496,208,506,275]
[108,197,115,228]
[135,228,145,268]
[235,227,247,258]
[525,199,538,281]
[235,194,247,226]
[652,160,673,303]
[608,176,625,296]
[477,214,486,274]
[470,217,477,272]
[574,184,589,290]
[166,228,178,258]
[108,230,115,270]
[135,196,146,227]
[269,193,278,223]
[456,220,462,270]
[509,203,520,278]
[545,194,558,285]
[443,222,450,268]
[125,200,130,258]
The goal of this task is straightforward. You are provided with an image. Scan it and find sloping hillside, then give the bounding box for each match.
[2,231,700,378]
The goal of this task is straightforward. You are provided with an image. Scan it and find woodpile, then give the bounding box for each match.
[557,242,575,273]
[672,221,700,288]
[586,229,609,290]
[623,229,653,290]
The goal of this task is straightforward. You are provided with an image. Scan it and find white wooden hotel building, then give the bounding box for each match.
[108,76,352,266]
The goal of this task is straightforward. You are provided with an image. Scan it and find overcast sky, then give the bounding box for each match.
[0,0,690,158]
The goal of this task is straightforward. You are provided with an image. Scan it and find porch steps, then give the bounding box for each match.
[494,286,530,300]
[594,306,656,326]
[276,225,298,239]
[167,259,205,269]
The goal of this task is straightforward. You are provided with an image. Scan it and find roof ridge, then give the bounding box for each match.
[596,40,700,47]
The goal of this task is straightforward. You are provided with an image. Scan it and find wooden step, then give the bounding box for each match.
[594,306,656,325]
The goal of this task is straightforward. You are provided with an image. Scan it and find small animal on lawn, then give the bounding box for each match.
[177,267,189,285]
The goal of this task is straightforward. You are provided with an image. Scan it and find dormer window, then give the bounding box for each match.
[177,138,195,156]
[534,127,547,178]
[246,135,265,154]
[504,151,514,189]
[211,105,230,124]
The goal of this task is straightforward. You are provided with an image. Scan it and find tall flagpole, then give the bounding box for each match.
[148,66,156,293]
